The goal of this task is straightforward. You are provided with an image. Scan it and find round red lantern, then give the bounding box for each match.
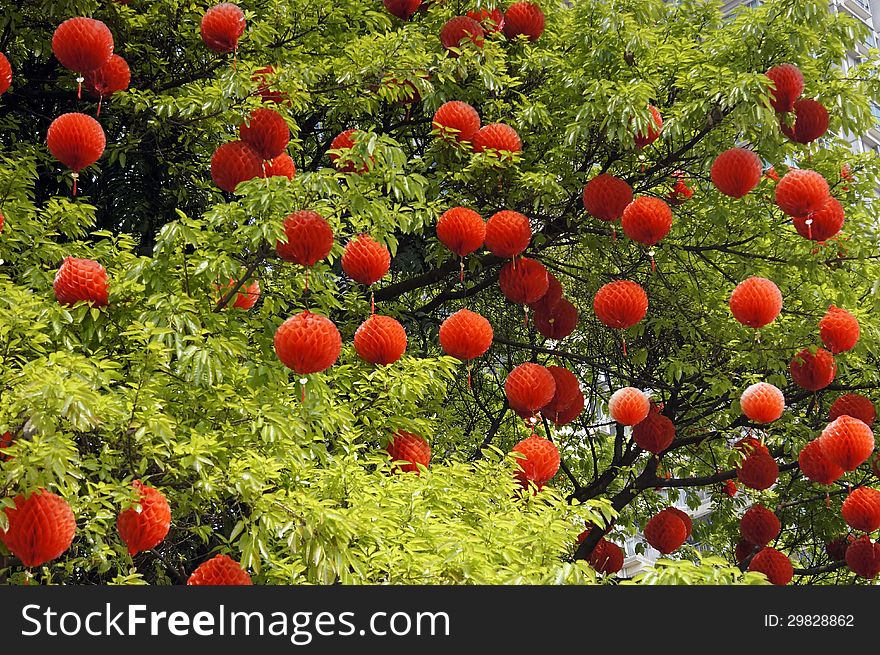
[436,207,485,257]
[792,196,844,242]
[549,388,584,427]
[845,536,880,579]
[740,382,785,424]
[502,2,545,41]
[387,431,431,473]
[710,148,762,198]
[608,387,649,426]
[841,487,880,533]
[765,64,804,113]
[262,153,296,180]
[440,16,485,54]
[354,314,407,366]
[47,112,106,194]
[820,415,875,472]
[529,272,563,312]
[0,52,11,95]
[210,140,262,193]
[729,276,782,329]
[274,311,342,374]
[117,481,171,556]
[797,438,843,485]
[239,108,290,160]
[621,196,673,246]
[644,509,688,554]
[342,234,391,286]
[498,257,549,305]
[593,280,648,329]
[276,210,333,266]
[187,554,252,585]
[52,17,114,79]
[829,394,876,427]
[473,123,522,156]
[432,101,481,143]
[218,278,260,310]
[511,434,560,486]
[0,489,76,567]
[826,535,855,561]
[735,436,770,457]
[737,452,778,490]
[534,298,578,340]
[724,480,738,498]
[748,547,793,585]
[589,538,624,575]
[82,54,130,114]
[541,366,581,418]
[634,105,663,149]
[790,347,836,391]
[384,0,421,20]
[439,309,493,361]
[780,99,828,144]
[484,210,531,258]
[775,169,829,217]
[54,256,109,307]
[200,3,246,54]
[740,505,780,546]
[632,406,675,455]
[819,305,859,354]
[467,9,505,32]
[329,129,373,173]
[252,65,288,105]
[582,173,633,223]
[735,539,756,564]
[504,363,556,419]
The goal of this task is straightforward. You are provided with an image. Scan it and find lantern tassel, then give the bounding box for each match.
[76,75,84,100]
[622,335,627,357]
[97,95,103,117]
[71,172,78,197]
[370,290,375,315]
[523,304,529,328]
[300,377,308,403]
[467,362,473,390]
[649,249,656,273]
[806,217,813,242]
[612,226,617,241]
[459,257,465,283]
[304,268,310,293]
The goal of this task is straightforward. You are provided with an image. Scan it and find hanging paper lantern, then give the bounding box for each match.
[217,278,260,310]
[792,196,844,242]
[582,174,633,223]
[485,210,531,259]
[735,539,756,564]
[117,481,171,556]
[667,174,694,206]
[820,415,874,472]
[764,166,780,182]
[748,547,793,585]
[274,311,342,374]
[621,196,673,246]
[797,438,843,485]
[819,305,859,354]
[528,272,563,312]
[845,536,880,579]
[0,489,76,567]
[252,65,288,104]
[383,0,422,20]
[342,234,391,286]
[740,505,780,546]
[550,388,584,427]
[52,17,114,80]
[239,108,290,161]
[735,436,770,457]
[841,487,880,533]
[775,169,829,217]
[829,394,876,427]
[82,54,130,114]
[541,366,581,418]
[387,431,431,473]
[440,16,485,54]
[472,123,522,156]
[740,382,785,424]
[789,347,836,391]
[436,207,486,257]
[632,406,675,454]
[504,363,556,419]
[262,153,296,180]
[593,280,648,329]
[200,3,246,54]
[765,63,804,113]
[737,452,778,490]
[467,8,505,32]
[511,434,560,486]
[0,52,11,95]
[710,148,762,198]
[587,537,625,575]
[0,431,13,461]
[502,2,545,41]
[432,101,481,143]
[780,99,829,144]
[354,314,407,366]
[498,257,548,305]
[644,509,688,554]
[633,105,663,149]
[439,309,493,361]
[667,507,692,538]
[47,112,106,195]
[724,480,738,498]
[608,387,650,426]
[210,140,262,193]
[328,128,373,173]
[826,535,855,561]
[187,554,252,585]
[534,298,578,340]
[54,256,109,307]
[728,277,782,329]
[276,210,333,266]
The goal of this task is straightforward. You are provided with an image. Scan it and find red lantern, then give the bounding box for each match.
[829,394,876,426]
[511,434,560,486]
[436,207,486,257]
[277,210,333,267]
[735,539,756,564]
[608,387,649,426]
[826,535,855,561]
[274,311,342,374]
[644,509,688,554]
[775,169,829,217]
[47,112,106,195]
[735,436,770,457]
[632,406,675,454]
[740,382,785,424]
[792,196,844,242]
[354,314,407,366]
[484,210,531,258]
[200,3,246,54]
[0,431,13,461]
[764,166,780,182]
[790,347,836,391]
[440,16,485,54]
[218,278,260,310]
[82,54,130,115]
[780,99,828,144]
[54,256,109,307]
[798,438,843,485]
[593,280,648,329]
[550,389,584,427]
[210,140,262,193]
[667,173,694,205]
[383,0,421,20]
[467,9,505,32]
[502,2,545,41]
[239,108,290,160]
[634,105,663,149]
[117,481,171,556]
[262,153,296,180]
[252,65,288,104]
[528,272,563,311]
[710,148,762,198]
[748,547,793,585]
[541,366,581,418]
[439,309,493,361]
[819,305,859,354]
[52,17,114,91]
[582,174,633,223]
[432,101,481,143]
[845,536,880,579]
[387,431,431,473]
[621,196,673,246]
[329,129,373,173]
[765,64,804,113]
[504,363,556,419]
[187,554,252,585]
[534,298,578,340]
[740,505,780,546]
[473,123,522,156]
[498,257,548,305]
[820,415,874,472]
[724,480,738,498]
[0,52,11,95]
[590,539,624,575]
[729,276,782,329]
[737,452,778,490]
[0,489,76,567]
[342,234,391,286]
[841,487,880,533]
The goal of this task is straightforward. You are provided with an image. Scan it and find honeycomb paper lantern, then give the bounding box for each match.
[200,3,246,54]
[729,277,782,329]
[484,210,531,258]
[252,65,288,105]
[582,174,633,222]
[0,52,11,95]
[386,431,431,473]
[740,382,785,424]
[737,452,778,490]
[0,431,13,461]
[82,54,130,113]
[511,434,560,486]
[797,439,843,485]
[593,280,648,329]
[218,278,260,310]
[436,207,486,257]
[826,535,855,562]
[262,153,296,180]
[589,538,624,575]
[529,272,563,312]
[775,169,829,217]
[47,112,106,194]
[541,366,581,418]
[740,505,781,546]
[735,436,770,458]
[239,108,290,160]
[790,347,836,391]
[621,196,673,246]
[821,415,875,472]
[432,101,481,143]
[354,314,407,366]
[329,129,373,173]
[467,8,505,32]
[52,17,114,77]
[534,298,578,340]
[187,554,252,585]
[210,140,262,193]
[384,0,421,20]
[54,256,109,306]
[440,16,485,54]
[792,196,844,242]
[549,388,584,427]
[502,2,545,41]
[498,257,549,305]
[634,105,663,149]
[504,363,556,419]
[473,123,522,156]
[780,99,829,144]
[632,407,675,454]
[710,148,762,198]
[748,547,793,585]
[667,507,692,538]
[845,536,880,579]
[342,235,391,286]
[841,487,880,533]
[608,387,650,426]
[735,539,757,564]
[819,305,859,354]
[274,311,342,374]
[439,309,493,361]
[0,489,76,567]
[644,509,688,554]
[829,394,876,426]
[667,174,694,206]
[116,481,171,556]
[765,64,804,113]
[276,210,333,266]
[725,480,738,498]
